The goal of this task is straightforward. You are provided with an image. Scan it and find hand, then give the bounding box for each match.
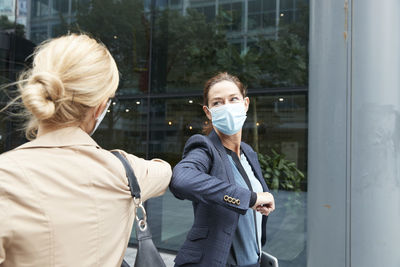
[252,192,275,216]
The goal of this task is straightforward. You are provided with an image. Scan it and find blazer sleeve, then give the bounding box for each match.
[170,135,252,215]
[114,150,172,202]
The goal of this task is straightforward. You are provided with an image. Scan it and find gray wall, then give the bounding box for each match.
[308,0,400,266]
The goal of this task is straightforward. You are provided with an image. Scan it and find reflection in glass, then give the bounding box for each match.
[94,98,148,158]
[32,0,49,18]
[148,97,204,164]
[3,0,310,265]
[52,0,69,15]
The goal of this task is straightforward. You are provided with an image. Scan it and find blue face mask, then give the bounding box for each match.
[208,102,247,135]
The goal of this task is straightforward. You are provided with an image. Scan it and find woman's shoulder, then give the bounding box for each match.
[0,147,29,170]
[185,133,211,144]
[240,141,255,152]
[184,134,215,151]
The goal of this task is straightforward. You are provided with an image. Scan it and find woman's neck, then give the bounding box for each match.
[37,123,80,137]
[37,123,59,137]
[215,128,242,157]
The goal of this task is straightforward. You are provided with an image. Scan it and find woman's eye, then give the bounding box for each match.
[213,101,221,106]
[231,97,240,102]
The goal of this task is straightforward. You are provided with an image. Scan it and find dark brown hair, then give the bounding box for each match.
[202,72,247,134]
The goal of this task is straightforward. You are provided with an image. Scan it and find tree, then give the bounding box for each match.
[255,2,309,87]
[0,15,25,37]
[153,8,230,88]
[256,32,307,87]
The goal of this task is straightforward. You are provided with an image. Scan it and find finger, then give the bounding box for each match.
[257,207,269,214]
[261,206,275,215]
[268,207,274,213]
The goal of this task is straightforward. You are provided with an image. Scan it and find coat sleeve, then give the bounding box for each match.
[0,156,14,265]
[0,191,7,265]
[169,135,252,215]
[114,150,172,203]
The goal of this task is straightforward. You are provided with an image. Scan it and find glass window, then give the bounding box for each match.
[30,25,48,44]
[31,0,49,18]
[263,0,276,11]
[248,0,277,31]
[147,97,204,164]
[94,98,148,158]
[279,10,294,25]
[0,0,13,13]
[145,96,202,250]
[219,1,243,32]
[248,13,262,30]
[280,0,294,9]
[263,11,275,28]
[52,0,69,15]
[203,5,216,21]
[73,0,151,95]
[248,0,261,13]
[170,0,182,7]
[3,0,310,266]
[247,94,307,266]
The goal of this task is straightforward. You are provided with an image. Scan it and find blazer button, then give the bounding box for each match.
[224,195,229,202]
[228,196,233,203]
[235,199,240,205]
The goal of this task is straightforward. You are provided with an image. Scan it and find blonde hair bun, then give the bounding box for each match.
[22,72,65,120]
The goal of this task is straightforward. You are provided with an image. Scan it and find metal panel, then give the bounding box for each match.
[309,0,400,266]
[307,0,350,266]
[351,0,400,266]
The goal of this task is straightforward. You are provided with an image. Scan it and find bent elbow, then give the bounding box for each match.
[169,166,190,199]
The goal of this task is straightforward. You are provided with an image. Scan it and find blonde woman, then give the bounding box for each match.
[0,34,172,267]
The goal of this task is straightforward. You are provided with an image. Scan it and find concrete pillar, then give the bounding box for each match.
[308,0,400,266]
[351,1,400,266]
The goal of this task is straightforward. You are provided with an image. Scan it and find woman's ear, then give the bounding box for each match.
[203,105,212,121]
[244,97,250,112]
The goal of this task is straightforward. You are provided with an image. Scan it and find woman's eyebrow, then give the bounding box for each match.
[209,97,223,101]
[210,94,239,100]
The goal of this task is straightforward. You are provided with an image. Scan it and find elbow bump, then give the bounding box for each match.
[170,174,187,193]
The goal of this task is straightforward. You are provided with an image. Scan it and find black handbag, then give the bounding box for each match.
[112,151,166,267]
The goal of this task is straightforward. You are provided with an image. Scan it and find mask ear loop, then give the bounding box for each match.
[90,99,112,136]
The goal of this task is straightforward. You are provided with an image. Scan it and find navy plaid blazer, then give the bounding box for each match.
[170,130,269,267]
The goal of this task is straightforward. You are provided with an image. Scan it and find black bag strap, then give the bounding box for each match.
[112,151,144,267]
[111,151,141,199]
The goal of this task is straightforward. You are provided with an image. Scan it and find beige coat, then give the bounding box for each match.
[0,127,172,267]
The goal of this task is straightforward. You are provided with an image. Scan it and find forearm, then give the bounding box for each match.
[170,165,252,214]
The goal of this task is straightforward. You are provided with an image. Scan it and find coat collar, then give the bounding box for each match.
[15,126,100,150]
[207,130,235,184]
[208,129,268,190]
[207,130,226,155]
[241,146,269,191]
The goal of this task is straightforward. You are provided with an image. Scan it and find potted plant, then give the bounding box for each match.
[257,149,305,208]
[257,149,307,261]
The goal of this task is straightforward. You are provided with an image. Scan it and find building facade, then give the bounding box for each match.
[0,0,27,26]
[0,0,329,266]
[3,1,400,266]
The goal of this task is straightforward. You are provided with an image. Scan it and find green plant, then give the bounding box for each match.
[258,149,305,192]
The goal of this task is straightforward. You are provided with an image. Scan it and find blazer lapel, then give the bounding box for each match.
[207,130,235,184]
[241,144,269,191]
